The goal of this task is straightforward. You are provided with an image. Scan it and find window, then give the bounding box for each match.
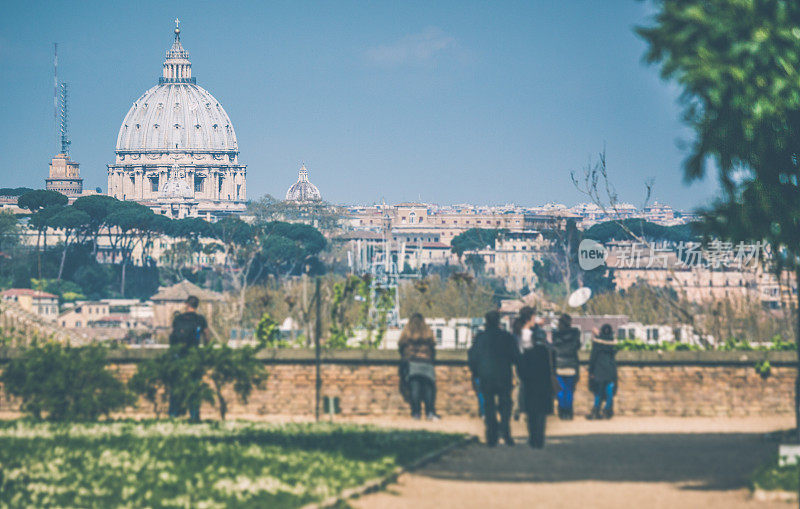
[194,176,204,193]
[435,329,443,346]
[150,177,159,192]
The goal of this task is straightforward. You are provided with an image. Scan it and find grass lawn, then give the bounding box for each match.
[0,420,463,508]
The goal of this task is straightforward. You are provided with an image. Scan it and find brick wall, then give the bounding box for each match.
[0,350,795,419]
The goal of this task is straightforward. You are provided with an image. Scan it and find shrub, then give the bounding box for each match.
[129,343,267,421]
[0,343,133,421]
[206,345,268,420]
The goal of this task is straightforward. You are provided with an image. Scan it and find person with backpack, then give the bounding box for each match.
[468,311,519,446]
[168,295,208,421]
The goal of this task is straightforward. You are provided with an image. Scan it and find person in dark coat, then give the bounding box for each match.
[552,314,581,420]
[517,312,556,448]
[511,306,536,419]
[168,295,208,421]
[398,313,439,420]
[468,311,519,446]
[587,323,618,420]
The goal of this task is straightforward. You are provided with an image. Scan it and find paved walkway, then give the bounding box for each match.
[350,416,794,509]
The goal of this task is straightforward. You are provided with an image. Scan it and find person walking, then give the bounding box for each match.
[552,313,581,420]
[468,311,519,446]
[168,295,208,422]
[398,313,440,420]
[587,323,618,420]
[517,309,556,448]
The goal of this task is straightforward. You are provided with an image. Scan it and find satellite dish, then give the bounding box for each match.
[568,287,592,308]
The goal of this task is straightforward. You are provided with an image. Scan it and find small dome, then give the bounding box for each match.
[160,177,193,199]
[285,165,321,202]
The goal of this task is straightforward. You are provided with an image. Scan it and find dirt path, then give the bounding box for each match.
[352,416,794,509]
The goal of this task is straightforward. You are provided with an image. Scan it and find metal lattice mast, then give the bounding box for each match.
[54,43,58,154]
[59,82,70,155]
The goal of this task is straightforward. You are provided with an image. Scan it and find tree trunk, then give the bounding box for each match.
[215,385,227,421]
[57,243,67,281]
[120,261,127,297]
[795,268,800,442]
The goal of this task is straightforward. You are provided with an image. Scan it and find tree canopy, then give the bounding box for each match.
[17,190,68,213]
[583,219,700,243]
[450,228,506,258]
[637,1,800,267]
[638,0,800,437]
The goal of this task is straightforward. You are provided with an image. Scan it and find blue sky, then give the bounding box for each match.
[0,0,719,209]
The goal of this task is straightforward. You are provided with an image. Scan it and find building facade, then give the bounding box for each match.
[1,289,59,322]
[107,22,246,220]
[46,154,83,196]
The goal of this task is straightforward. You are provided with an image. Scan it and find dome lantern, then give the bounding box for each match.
[161,18,193,84]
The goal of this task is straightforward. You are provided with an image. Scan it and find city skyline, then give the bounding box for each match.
[0,1,719,209]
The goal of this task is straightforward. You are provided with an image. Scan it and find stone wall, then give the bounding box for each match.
[0,350,795,419]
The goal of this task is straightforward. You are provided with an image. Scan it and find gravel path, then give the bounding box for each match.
[351,416,793,509]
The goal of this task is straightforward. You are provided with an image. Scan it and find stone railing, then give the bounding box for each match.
[0,349,795,418]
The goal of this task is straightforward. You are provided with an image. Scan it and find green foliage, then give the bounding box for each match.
[17,190,68,213]
[48,207,90,232]
[450,228,506,258]
[205,345,268,420]
[583,219,700,243]
[0,421,462,507]
[255,313,281,346]
[750,456,799,493]
[464,253,486,275]
[129,344,267,421]
[616,337,794,352]
[616,339,703,352]
[638,0,800,272]
[328,276,364,348]
[767,334,796,351]
[0,187,34,197]
[213,215,254,246]
[261,221,327,276]
[0,211,19,253]
[127,353,173,416]
[0,344,133,421]
[755,360,772,378]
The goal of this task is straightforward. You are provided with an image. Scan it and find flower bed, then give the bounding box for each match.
[0,420,462,507]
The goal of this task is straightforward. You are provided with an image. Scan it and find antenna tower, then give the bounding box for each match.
[59,82,70,155]
[54,43,58,153]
